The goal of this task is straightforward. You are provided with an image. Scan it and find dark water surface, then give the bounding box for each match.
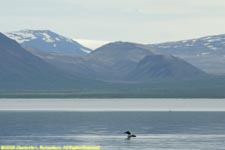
[0,111,225,149]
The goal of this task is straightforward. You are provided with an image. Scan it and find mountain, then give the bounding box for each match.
[31,41,206,81]
[0,33,99,90]
[30,41,156,81]
[148,34,225,75]
[126,54,206,81]
[0,33,223,98]
[6,29,92,55]
[87,42,155,80]
[89,42,207,81]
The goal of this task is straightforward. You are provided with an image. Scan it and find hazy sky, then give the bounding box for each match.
[1,0,225,48]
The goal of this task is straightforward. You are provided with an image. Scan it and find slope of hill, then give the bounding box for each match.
[126,54,206,81]
[0,33,100,90]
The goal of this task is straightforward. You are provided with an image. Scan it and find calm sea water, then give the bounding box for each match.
[0,111,225,150]
[0,99,225,150]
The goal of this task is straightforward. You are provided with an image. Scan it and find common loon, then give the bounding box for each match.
[124,131,136,140]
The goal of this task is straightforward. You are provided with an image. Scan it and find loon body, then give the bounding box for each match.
[124,131,136,140]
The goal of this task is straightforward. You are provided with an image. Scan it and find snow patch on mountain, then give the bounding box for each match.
[201,52,210,55]
[6,30,37,43]
[41,32,54,43]
[206,45,217,50]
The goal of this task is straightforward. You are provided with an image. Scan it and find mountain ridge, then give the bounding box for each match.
[46,41,206,81]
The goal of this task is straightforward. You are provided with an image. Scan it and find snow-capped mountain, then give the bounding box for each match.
[6,30,92,55]
[147,34,225,75]
[151,34,225,56]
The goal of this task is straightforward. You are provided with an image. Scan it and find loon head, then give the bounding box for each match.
[124,131,131,135]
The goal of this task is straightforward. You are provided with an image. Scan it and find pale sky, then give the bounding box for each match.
[1,0,225,49]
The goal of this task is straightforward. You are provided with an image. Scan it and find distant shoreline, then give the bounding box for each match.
[0,93,224,98]
[0,98,225,112]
